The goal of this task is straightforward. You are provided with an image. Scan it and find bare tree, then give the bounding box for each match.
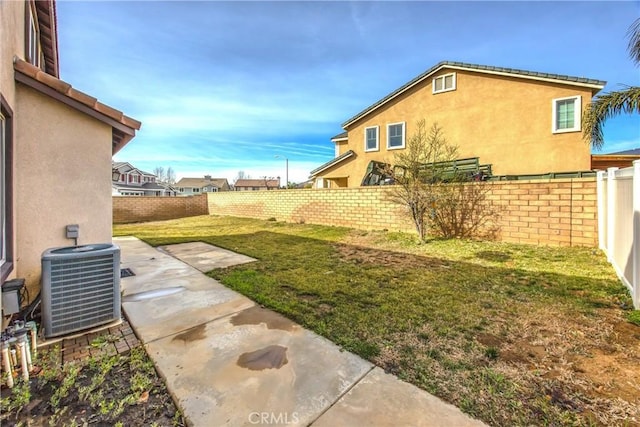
[234,171,246,184]
[385,120,458,241]
[429,179,499,239]
[385,119,499,241]
[166,167,176,185]
[153,166,166,182]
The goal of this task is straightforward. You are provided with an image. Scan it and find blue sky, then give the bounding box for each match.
[56,1,640,184]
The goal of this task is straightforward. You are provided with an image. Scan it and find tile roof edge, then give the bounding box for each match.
[13,57,141,131]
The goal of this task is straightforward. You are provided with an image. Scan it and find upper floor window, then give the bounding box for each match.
[433,73,456,94]
[364,126,379,152]
[27,4,42,68]
[193,188,200,193]
[387,122,405,150]
[552,96,581,133]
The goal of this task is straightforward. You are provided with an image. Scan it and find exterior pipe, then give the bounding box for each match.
[1,338,13,388]
[26,321,37,358]
[16,332,29,381]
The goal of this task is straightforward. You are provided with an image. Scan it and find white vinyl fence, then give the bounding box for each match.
[597,160,640,309]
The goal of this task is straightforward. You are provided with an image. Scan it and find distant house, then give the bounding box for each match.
[176,175,231,195]
[309,61,606,188]
[1,0,141,296]
[112,162,176,196]
[234,179,280,191]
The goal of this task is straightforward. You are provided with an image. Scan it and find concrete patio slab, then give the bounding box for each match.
[158,241,256,272]
[312,367,486,427]
[115,236,488,427]
[146,306,373,427]
[123,287,255,343]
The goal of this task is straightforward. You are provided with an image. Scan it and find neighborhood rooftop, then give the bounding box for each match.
[342,60,607,128]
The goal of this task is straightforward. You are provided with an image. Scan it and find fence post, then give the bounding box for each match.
[596,170,606,251]
[632,160,640,308]
[606,167,618,262]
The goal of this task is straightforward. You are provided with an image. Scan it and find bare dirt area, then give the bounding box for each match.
[337,230,640,426]
[1,344,184,427]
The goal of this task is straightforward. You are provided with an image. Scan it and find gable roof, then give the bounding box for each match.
[14,58,141,154]
[309,150,356,177]
[342,61,607,129]
[234,179,279,188]
[176,177,230,188]
[112,161,155,177]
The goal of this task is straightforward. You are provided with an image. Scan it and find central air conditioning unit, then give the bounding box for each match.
[41,243,121,338]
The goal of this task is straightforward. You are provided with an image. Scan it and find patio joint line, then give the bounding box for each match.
[307,364,376,426]
[138,305,257,345]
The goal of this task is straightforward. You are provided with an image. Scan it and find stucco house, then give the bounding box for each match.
[1,0,141,299]
[176,175,230,195]
[310,61,606,188]
[234,178,280,191]
[112,161,176,196]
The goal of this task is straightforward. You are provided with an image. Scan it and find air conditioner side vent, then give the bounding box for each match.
[41,244,121,338]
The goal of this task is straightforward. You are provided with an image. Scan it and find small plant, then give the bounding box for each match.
[484,346,499,360]
[0,378,31,417]
[626,310,640,326]
[50,363,80,408]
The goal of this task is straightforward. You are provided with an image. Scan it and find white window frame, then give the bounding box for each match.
[552,95,581,134]
[364,126,379,152]
[387,122,406,150]
[432,73,456,94]
[28,5,41,68]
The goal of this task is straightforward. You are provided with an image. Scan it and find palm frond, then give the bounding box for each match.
[582,85,640,150]
[627,18,640,65]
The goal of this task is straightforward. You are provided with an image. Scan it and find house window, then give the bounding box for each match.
[1,97,14,281]
[552,96,581,133]
[193,188,200,193]
[27,4,42,68]
[387,122,405,150]
[433,73,456,94]
[364,126,379,152]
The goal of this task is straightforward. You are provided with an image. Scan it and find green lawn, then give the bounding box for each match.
[114,215,639,427]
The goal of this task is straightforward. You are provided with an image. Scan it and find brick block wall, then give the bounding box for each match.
[113,195,208,224]
[486,179,597,246]
[208,179,598,247]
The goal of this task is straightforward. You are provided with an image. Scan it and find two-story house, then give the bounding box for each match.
[309,61,605,188]
[175,175,230,195]
[112,162,176,196]
[234,178,280,191]
[1,0,141,299]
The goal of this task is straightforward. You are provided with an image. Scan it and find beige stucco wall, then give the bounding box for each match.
[327,69,594,187]
[15,84,113,293]
[1,0,26,284]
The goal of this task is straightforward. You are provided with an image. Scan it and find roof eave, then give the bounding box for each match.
[14,58,141,154]
[309,150,355,177]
